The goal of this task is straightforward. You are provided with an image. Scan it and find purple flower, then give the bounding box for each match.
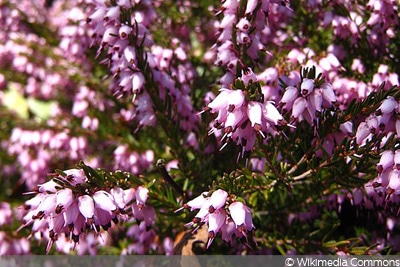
[209,189,228,212]
[207,209,227,249]
[376,96,398,116]
[201,67,285,157]
[177,189,255,248]
[300,78,315,97]
[280,72,337,126]
[228,201,255,233]
[19,168,156,253]
[376,150,394,174]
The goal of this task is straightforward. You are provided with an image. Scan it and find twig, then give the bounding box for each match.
[292,160,330,181]
[287,154,307,175]
[156,159,185,197]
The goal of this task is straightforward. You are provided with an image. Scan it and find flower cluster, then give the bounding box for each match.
[0,232,30,255]
[0,0,400,257]
[176,189,255,249]
[202,68,285,158]
[87,0,199,132]
[280,68,337,126]
[368,150,400,202]
[19,168,155,254]
[356,96,400,145]
[213,0,292,86]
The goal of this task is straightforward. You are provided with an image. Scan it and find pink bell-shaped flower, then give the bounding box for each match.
[263,101,283,125]
[221,219,237,244]
[281,86,298,105]
[206,89,231,112]
[292,97,307,119]
[111,187,127,210]
[207,209,227,249]
[227,90,246,112]
[377,96,398,115]
[55,188,74,214]
[135,186,149,209]
[320,83,336,104]
[387,170,400,193]
[236,18,251,32]
[36,180,59,193]
[376,150,394,174]
[394,150,400,170]
[63,169,86,186]
[300,78,315,97]
[175,191,209,213]
[228,201,255,239]
[355,122,370,144]
[92,190,117,212]
[132,72,145,94]
[124,46,136,64]
[119,25,132,39]
[78,195,95,222]
[35,194,57,219]
[209,189,228,213]
[247,101,263,127]
[241,68,257,86]
[63,201,80,228]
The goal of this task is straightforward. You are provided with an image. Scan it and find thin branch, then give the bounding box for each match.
[156,159,185,197]
[292,160,330,181]
[287,154,307,175]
